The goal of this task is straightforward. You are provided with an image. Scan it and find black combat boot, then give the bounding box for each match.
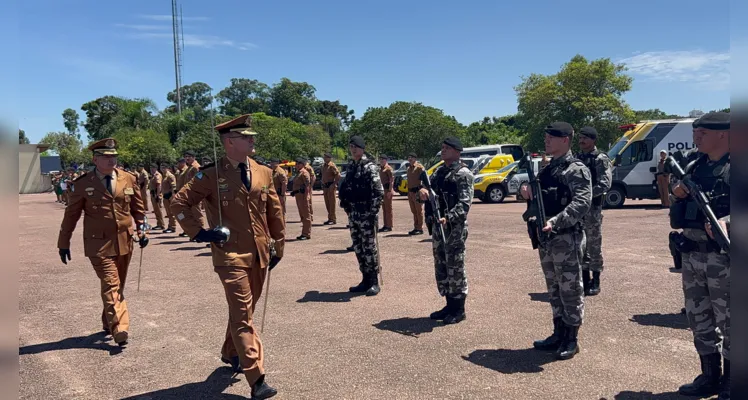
[251,374,277,399]
[443,297,466,324]
[349,273,368,293]
[582,270,591,295]
[678,353,722,397]
[719,358,730,400]
[533,317,564,351]
[588,271,601,296]
[430,297,451,320]
[365,271,380,296]
[555,323,580,360]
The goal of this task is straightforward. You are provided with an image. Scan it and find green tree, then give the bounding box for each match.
[81,96,158,141]
[112,128,177,167]
[268,78,318,124]
[19,129,30,144]
[349,101,465,159]
[40,131,86,167]
[216,78,271,116]
[62,108,80,137]
[251,113,331,160]
[166,82,214,122]
[515,55,635,152]
[463,116,523,147]
[633,109,682,122]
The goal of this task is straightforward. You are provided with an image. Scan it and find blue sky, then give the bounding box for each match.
[7,0,734,144]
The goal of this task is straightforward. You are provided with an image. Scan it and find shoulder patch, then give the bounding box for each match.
[195,171,204,180]
[72,173,87,182]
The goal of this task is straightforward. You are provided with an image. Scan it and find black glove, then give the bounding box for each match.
[269,256,281,270]
[193,227,229,244]
[59,249,71,264]
[163,192,173,200]
[139,236,149,248]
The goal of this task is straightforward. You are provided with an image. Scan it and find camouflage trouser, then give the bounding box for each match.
[582,207,604,272]
[539,231,585,326]
[682,250,730,359]
[349,211,380,275]
[432,222,468,299]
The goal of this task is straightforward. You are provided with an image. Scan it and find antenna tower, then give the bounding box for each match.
[171,0,184,114]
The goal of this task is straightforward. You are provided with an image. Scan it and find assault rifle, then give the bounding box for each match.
[421,171,447,244]
[520,154,548,249]
[666,156,730,254]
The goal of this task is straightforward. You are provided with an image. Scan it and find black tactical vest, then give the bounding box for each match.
[673,154,730,228]
[538,157,577,221]
[339,158,374,206]
[433,163,465,215]
[577,150,602,206]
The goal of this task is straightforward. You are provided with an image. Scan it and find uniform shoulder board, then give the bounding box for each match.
[200,163,216,170]
[72,173,88,182]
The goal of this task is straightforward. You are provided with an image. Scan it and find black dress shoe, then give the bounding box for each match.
[179,233,189,237]
[251,375,278,399]
[221,355,243,374]
[346,246,354,251]
[163,228,175,234]
[296,235,310,240]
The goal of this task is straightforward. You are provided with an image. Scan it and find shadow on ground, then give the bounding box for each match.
[372,317,442,338]
[630,313,689,330]
[320,249,352,255]
[529,292,550,302]
[19,331,123,356]
[119,367,246,399]
[296,290,363,303]
[462,348,558,374]
[607,390,684,399]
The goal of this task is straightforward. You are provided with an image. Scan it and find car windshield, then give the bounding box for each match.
[471,157,491,174]
[497,161,518,174]
[607,138,629,161]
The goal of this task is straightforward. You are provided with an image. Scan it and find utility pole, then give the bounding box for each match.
[171,0,183,114]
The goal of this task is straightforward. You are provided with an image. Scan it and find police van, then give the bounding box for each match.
[604,118,696,208]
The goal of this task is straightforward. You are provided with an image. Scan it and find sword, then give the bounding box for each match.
[375,219,383,286]
[136,216,151,292]
[261,267,271,333]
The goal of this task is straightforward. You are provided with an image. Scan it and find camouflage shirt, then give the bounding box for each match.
[434,161,474,224]
[577,148,612,200]
[340,155,384,215]
[547,151,592,230]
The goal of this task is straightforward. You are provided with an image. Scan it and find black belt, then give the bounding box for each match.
[408,186,422,193]
[323,182,335,188]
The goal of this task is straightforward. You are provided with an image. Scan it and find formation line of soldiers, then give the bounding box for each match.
[55,111,730,399]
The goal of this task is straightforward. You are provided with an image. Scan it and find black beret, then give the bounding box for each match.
[579,126,598,139]
[324,152,332,158]
[183,150,196,157]
[443,136,463,151]
[295,157,307,164]
[379,154,388,159]
[349,135,365,149]
[408,152,417,158]
[177,158,186,163]
[693,111,730,130]
[150,163,158,169]
[545,121,574,137]
[269,158,280,163]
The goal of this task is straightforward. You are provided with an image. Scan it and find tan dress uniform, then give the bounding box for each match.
[171,155,285,388]
[184,160,207,228]
[57,138,146,345]
[407,161,425,231]
[293,166,312,238]
[272,166,288,216]
[304,164,316,221]
[138,169,150,212]
[379,163,394,229]
[162,170,178,230]
[321,160,340,224]
[149,170,165,228]
[175,166,188,192]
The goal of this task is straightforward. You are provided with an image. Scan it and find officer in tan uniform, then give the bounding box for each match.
[379,154,395,232]
[174,159,189,237]
[57,138,148,346]
[183,150,206,228]
[137,165,150,212]
[406,152,425,235]
[320,153,340,225]
[304,162,316,221]
[148,164,165,230]
[171,114,284,399]
[269,158,288,217]
[292,158,312,240]
[160,164,178,233]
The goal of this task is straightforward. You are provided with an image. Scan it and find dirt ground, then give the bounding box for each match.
[19,192,705,400]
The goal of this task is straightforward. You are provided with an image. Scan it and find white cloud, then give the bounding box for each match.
[58,57,145,82]
[130,32,257,50]
[138,14,210,22]
[114,23,170,31]
[618,50,730,90]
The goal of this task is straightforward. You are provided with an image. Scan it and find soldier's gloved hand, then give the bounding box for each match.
[193,227,229,244]
[59,249,71,264]
[269,256,281,270]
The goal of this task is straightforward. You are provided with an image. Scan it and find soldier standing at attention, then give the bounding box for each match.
[137,165,150,212]
[406,153,425,235]
[292,158,312,240]
[378,154,394,232]
[304,161,316,222]
[420,137,473,324]
[174,158,189,237]
[269,158,288,218]
[575,127,612,296]
[149,164,166,230]
[160,164,178,234]
[520,122,591,360]
[321,153,340,225]
[183,150,206,228]
[57,138,148,346]
[670,112,730,399]
[171,115,284,400]
[656,150,671,208]
[339,136,384,296]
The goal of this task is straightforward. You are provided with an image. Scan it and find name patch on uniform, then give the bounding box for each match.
[219,184,230,192]
[124,188,135,195]
[177,212,185,221]
[196,172,204,180]
[218,178,226,183]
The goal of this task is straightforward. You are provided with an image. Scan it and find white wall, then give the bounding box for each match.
[19,145,51,194]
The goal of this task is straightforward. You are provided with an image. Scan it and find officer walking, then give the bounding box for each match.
[521,122,592,360]
[182,150,206,228]
[269,158,288,217]
[149,164,165,230]
[339,136,384,296]
[378,155,394,232]
[575,127,612,296]
[320,153,340,225]
[171,115,285,400]
[292,158,312,240]
[57,138,148,346]
[669,112,730,399]
[137,165,150,212]
[406,153,425,235]
[160,164,178,234]
[419,137,473,324]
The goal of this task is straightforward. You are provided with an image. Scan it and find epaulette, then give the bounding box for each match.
[73,173,88,182]
[201,163,216,170]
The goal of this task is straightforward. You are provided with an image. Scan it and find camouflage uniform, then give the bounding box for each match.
[428,160,474,324]
[671,151,730,398]
[576,147,612,295]
[339,155,384,295]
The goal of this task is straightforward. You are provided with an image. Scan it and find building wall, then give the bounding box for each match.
[19,144,51,194]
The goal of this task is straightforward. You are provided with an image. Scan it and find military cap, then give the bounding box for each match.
[88,137,118,155]
[269,158,280,163]
[202,156,213,163]
[294,156,306,164]
[579,126,598,139]
[693,111,730,130]
[349,135,365,149]
[443,136,463,151]
[324,152,332,158]
[215,114,258,135]
[379,154,388,159]
[177,158,186,163]
[183,150,196,157]
[545,121,574,137]
[408,152,417,158]
[150,163,158,169]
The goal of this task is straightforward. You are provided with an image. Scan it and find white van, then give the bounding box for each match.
[435,143,524,161]
[604,119,696,208]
